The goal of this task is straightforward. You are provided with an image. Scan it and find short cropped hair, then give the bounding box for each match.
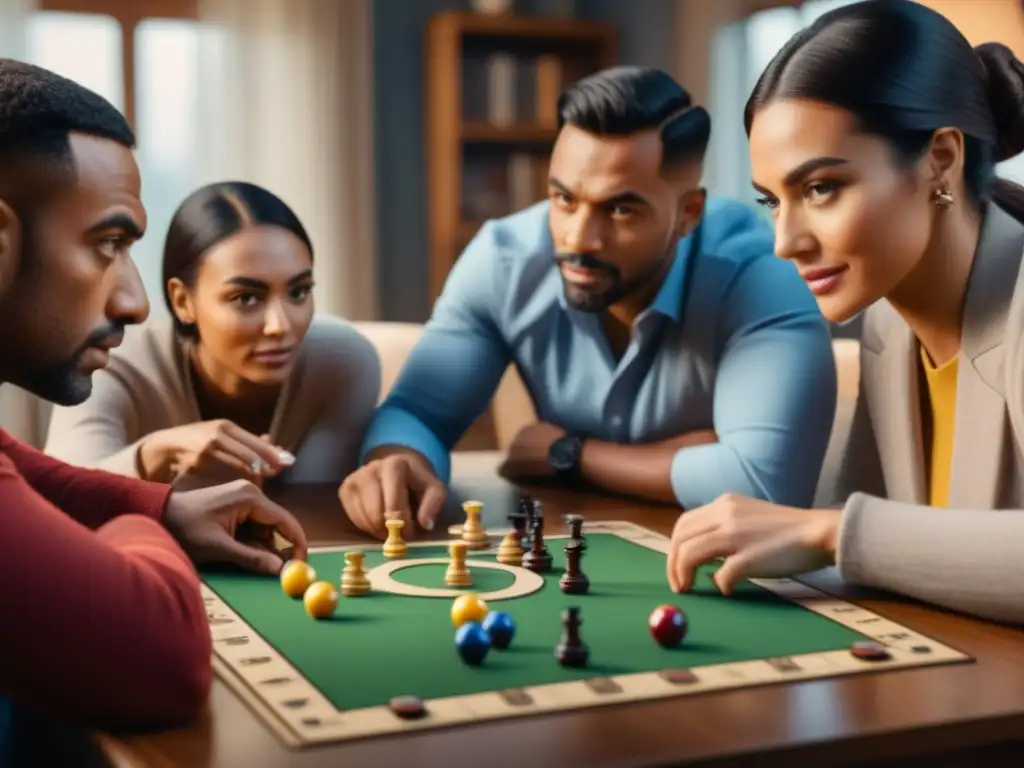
[556,66,711,169]
[0,58,135,204]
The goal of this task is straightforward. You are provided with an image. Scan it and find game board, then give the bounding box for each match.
[200,520,971,748]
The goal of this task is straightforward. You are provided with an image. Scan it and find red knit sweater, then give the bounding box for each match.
[0,429,212,729]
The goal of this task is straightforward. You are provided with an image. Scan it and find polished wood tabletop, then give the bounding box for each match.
[50,484,1024,766]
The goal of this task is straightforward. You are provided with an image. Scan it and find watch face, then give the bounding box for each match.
[550,437,579,470]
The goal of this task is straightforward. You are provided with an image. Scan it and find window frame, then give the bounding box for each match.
[38,0,197,126]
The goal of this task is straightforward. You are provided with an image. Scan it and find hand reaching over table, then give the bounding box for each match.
[667,494,841,594]
[163,478,308,575]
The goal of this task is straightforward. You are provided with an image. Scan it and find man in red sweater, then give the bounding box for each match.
[0,59,309,737]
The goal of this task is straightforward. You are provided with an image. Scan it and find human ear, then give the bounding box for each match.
[674,187,707,239]
[0,198,22,301]
[924,127,965,193]
[166,277,196,326]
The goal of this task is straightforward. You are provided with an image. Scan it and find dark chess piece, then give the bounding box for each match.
[521,515,552,572]
[559,539,589,594]
[555,606,589,667]
[509,511,529,548]
[564,514,587,552]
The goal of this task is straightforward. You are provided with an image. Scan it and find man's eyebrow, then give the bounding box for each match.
[548,177,650,206]
[87,213,144,240]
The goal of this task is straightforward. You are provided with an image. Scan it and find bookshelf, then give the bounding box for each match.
[424,11,618,301]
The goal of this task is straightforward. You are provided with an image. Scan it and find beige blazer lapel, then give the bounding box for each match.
[947,204,1024,508]
[860,307,927,504]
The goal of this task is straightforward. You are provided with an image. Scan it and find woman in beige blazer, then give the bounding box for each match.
[666,0,1024,625]
[45,181,380,490]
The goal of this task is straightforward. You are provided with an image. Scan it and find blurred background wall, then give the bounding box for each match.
[1,0,1023,443]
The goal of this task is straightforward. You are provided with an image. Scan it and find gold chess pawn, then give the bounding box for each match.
[340,551,371,596]
[460,500,490,550]
[382,518,408,559]
[496,530,524,566]
[445,540,473,587]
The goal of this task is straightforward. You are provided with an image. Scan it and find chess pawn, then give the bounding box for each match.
[496,530,524,566]
[461,500,491,550]
[382,519,408,559]
[341,551,371,596]
[555,605,589,667]
[445,541,473,587]
[521,517,552,572]
[559,540,589,594]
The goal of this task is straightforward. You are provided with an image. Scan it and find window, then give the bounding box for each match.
[22,10,206,313]
[134,18,203,308]
[25,11,124,111]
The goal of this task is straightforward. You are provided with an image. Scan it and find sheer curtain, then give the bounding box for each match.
[194,0,378,321]
[0,0,45,445]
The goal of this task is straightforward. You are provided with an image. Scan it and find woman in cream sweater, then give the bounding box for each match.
[45,181,380,490]
[665,0,1024,625]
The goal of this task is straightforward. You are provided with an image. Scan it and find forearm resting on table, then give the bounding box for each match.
[838,493,1024,625]
[578,429,718,505]
[0,470,212,729]
[0,431,171,529]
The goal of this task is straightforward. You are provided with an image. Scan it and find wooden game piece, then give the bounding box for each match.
[555,605,589,667]
[460,500,490,550]
[303,581,338,619]
[496,529,525,566]
[340,551,371,596]
[649,604,687,647]
[280,559,316,598]
[565,514,587,552]
[521,515,552,572]
[451,593,488,627]
[445,541,473,587]
[454,621,491,665]
[482,610,516,649]
[850,640,891,661]
[382,518,408,559]
[508,510,529,548]
[388,695,427,719]
[559,539,589,594]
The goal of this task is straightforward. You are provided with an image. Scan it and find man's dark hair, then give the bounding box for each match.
[556,66,711,169]
[0,58,135,204]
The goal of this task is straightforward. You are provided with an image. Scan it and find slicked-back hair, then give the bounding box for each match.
[0,58,135,209]
[745,0,1024,222]
[163,181,314,337]
[556,66,711,170]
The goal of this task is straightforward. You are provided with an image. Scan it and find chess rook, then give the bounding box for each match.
[341,551,371,596]
[445,541,473,587]
[460,500,491,550]
[565,514,587,552]
[382,519,408,559]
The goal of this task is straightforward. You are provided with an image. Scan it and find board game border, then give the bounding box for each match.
[201,520,973,749]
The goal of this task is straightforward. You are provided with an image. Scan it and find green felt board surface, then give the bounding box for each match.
[202,534,869,711]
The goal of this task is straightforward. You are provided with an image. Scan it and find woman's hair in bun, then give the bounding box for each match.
[745,0,1024,222]
[975,42,1024,162]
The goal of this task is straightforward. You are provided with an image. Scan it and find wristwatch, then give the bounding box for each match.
[548,434,584,478]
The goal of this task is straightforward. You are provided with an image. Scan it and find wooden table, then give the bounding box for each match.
[28,484,1024,767]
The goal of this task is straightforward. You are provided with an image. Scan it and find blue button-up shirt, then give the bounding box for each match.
[361,196,837,509]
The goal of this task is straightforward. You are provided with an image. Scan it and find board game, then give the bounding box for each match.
[201,510,971,749]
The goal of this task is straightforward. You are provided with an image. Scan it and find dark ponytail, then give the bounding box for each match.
[744,0,1024,223]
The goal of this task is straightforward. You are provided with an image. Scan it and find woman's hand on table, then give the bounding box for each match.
[666,494,842,594]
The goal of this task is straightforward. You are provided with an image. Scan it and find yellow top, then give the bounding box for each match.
[920,347,959,507]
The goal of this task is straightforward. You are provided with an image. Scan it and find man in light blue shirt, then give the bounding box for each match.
[340,66,836,537]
